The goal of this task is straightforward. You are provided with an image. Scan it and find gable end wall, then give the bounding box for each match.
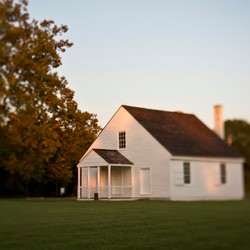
[83,106,172,198]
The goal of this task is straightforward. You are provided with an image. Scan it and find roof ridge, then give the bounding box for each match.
[122,104,194,116]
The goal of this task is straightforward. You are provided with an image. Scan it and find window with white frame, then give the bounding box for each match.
[183,162,191,184]
[118,131,126,149]
[220,163,226,184]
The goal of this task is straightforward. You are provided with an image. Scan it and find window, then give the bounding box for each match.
[118,131,126,149]
[220,164,226,184]
[183,162,191,184]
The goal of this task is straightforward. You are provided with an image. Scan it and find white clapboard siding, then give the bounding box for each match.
[169,159,244,200]
[174,171,184,186]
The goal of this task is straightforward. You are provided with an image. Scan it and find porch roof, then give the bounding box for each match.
[93,149,133,165]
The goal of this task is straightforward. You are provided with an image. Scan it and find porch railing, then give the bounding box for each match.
[100,186,132,198]
[79,186,132,199]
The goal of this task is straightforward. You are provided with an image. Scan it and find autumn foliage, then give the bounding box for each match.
[0,0,101,196]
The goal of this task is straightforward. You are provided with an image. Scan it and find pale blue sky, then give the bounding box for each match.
[28,0,250,128]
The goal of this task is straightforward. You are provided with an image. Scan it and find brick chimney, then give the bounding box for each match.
[214,105,224,139]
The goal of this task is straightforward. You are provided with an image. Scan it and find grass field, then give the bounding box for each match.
[0,199,250,250]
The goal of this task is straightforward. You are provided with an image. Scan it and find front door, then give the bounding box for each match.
[140,168,150,195]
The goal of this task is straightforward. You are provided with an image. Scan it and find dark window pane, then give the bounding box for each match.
[220,164,226,184]
[119,132,126,149]
[183,162,191,184]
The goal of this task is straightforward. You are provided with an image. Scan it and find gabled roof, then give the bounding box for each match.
[93,149,133,165]
[122,105,241,158]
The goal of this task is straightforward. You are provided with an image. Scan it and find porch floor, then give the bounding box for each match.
[77,198,135,201]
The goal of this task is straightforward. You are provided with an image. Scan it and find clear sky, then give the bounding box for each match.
[28,0,250,128]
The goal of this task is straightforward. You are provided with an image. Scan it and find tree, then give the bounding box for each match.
[225,119,250,192]
[0,0,101,196]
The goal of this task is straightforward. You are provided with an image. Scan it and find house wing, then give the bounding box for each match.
[123,105,241,158]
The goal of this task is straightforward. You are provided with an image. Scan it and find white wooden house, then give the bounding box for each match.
[77,105,244,200]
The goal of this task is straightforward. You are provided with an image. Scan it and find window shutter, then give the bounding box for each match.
[174,171,184,186]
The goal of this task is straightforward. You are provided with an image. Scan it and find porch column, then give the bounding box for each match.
[87,166,90,199]
[77,167,80,199]
[97,166,100,198]
[108,165,111,199]
[131,166,133,198]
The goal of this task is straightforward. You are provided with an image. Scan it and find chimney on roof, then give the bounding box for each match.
[214,105,224,139]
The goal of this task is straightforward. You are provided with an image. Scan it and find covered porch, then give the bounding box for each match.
[77,149,133,200]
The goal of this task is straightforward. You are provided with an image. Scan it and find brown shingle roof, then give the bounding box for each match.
[93,149,133,165]
[123,105,241,158]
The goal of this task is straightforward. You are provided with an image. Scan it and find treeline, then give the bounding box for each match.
[0,0,101,196]
[225,120,250,193]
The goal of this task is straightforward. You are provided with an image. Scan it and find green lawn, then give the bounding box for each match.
[0,199,250,250]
